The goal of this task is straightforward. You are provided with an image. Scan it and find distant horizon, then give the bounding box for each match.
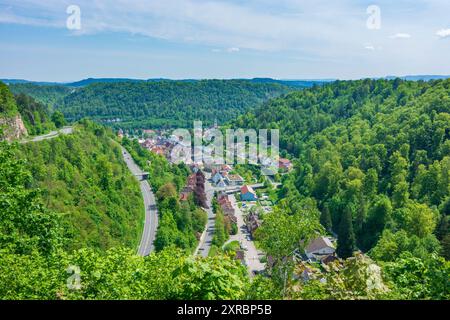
[2,74,450,84]
[1,1,450,82]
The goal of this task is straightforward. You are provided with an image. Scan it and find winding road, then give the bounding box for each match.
[21,127,157,256]
[20,126,73,143]
[121,146,158,256]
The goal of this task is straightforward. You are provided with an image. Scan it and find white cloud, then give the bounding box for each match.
[436,28,450,38]
[226,47,240,53]
[389,33,412,39]
[2,0,450,79]
[0,0,371,53]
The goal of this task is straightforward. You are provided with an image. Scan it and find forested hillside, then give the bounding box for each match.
[1,81,66,138]
[15,120,144,251]
[55,80,292,128]
[0,82,28,141]
[14,93,56,135]
[0,137,248,299]
[1,79,449,300]
[236,79,450,260]
[0,82,18,116]
[232,79,450,299]
[121,138,207,252]
[1,80,247,299]
[8,83,72,108]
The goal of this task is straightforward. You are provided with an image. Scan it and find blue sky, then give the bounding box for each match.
[1,0,449,81]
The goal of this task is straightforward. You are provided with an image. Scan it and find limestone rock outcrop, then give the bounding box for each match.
[0,114,28,141]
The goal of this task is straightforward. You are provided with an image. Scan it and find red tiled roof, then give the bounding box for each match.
[221,165,232,171]
[241,185,255,195]
[217,198,228,204]
[151,146,165,155]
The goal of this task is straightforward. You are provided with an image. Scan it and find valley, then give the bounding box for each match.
[1,77,449,300]
[2,0,450,310]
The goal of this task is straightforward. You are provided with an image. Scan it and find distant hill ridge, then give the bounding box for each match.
[2,75,449,88]
[2,77,328,88]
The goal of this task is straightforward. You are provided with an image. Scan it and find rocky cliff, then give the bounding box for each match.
[0,114,28,141]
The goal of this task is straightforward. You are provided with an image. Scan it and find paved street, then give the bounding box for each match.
[195,172,272,272]
[121,146,157,256]
[228,196,265,276]
[21,126,73,143]
[196,173,266,273]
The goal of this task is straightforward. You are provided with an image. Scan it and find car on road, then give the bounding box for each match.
[240,243,248,251]
[246,235,252,241]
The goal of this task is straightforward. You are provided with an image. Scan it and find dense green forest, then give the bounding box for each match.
[1,82,248,299]
[1,81,66,137]
[14,120,144,251]
[235,79,449,298]
[0,82,18,116]
[121,138,207,252]
[55,80,292,128]
[1,79,449,300]
[14,93,56,135]
[0,139,248,299]
[8,83,72,108]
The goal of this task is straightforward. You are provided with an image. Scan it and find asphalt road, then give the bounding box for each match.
[195,172,216,257]
[121,146,158,256]
[21,126,73,143]
[228,196,265,276]
[23,129,157,256]
[195,175,275,263]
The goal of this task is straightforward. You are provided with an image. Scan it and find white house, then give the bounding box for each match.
[216,177,227,188]
[225,174,244,186]
[212,172,224,184]
[304,236,335,259]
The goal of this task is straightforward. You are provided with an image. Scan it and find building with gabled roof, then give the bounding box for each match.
[225,174,244,186]
[305,236,335,259]
[240,185,258,201]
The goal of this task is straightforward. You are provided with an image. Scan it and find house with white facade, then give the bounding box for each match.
[225,174,244,186]
[216,177,227,188]
[304,236,335,260]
